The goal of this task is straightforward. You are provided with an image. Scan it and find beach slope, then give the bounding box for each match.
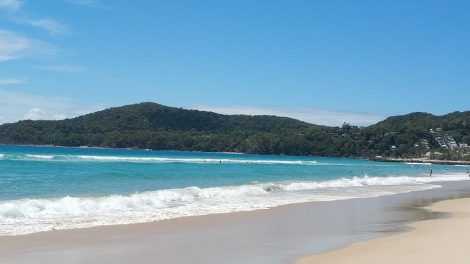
[296,197,470,264]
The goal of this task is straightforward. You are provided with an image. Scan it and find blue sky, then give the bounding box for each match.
[1,0,469,126]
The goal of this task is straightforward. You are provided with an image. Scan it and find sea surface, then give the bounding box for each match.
[0,144,469,236]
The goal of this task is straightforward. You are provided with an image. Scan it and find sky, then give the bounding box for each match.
[1,0,469,126]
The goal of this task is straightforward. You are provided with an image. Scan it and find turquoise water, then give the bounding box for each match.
[0,144,468,236]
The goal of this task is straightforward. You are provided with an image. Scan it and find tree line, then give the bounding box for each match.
[1,103,469,159]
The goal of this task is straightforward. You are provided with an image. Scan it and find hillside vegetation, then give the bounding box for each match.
[0,102,469,159]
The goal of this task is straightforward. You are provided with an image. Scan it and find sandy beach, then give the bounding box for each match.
[296,197,470,264]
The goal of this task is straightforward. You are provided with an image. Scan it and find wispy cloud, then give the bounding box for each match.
[0,29,55,62]
[0,78,24,85]
[34,64,85,73]
[195,105,387,127]
[23,18,70,36]
[64,0,108,9]
[0,0,22,12]
[0,29,32,61]
[0,89,105,124]
[65,0,96,5]
[2,0,70,36]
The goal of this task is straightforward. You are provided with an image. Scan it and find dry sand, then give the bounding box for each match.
[296,197,470,264]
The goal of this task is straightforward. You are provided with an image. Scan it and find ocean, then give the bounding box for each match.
[0,144,468,236]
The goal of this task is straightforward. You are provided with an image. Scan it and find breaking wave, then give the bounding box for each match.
[25,154,55,159]
[1,173,467,236]
[0,153,318,165]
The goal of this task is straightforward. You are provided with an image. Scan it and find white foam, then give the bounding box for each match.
[0,154,4,160]
[1,153,318,165]
[0,173,467,236]
[25,154,55,160]
[72,155,318,165]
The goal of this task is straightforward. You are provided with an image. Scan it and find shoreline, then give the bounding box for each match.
[1,181,470,264]
[369,156,470,166]
[295,197,470,264]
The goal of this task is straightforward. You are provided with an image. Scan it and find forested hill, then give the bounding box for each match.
[0,102,469,159]
[0,103,320,154]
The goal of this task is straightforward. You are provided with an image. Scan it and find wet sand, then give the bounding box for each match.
[296,197,470,264]
[1,181,470,264]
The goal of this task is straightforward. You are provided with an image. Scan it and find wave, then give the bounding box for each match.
[0,154,4,160]
[75,155,318,165]
[25,154,55,159]
[0,153,318,165]
[1,173,467,236]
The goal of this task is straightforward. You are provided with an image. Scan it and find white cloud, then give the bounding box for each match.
[0,78,24,85]
[0,89,105,124]
[195,105,387,127]
[22,107,46,120]
[0,29,32,61]
[52,113,67,120]
[0,29,55,62]
[0,0,22,12]
[35,64,85,73]
[24,18,70,36]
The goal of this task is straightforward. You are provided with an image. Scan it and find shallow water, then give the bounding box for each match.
[1,182,469,264]
[1,144,469,236]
